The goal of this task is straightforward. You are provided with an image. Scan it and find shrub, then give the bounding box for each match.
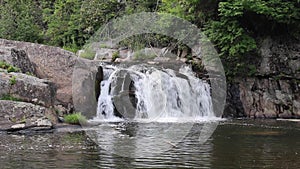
[0,94,21,101]
[79,49,96,60]
[0,61,20,72]
[112,51,120,62]
[9,76,17,85]
[64,113,87,125]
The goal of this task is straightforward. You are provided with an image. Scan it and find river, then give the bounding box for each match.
[0,119,299,169]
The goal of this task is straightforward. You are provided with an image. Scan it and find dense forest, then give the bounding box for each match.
[0,0,299,77]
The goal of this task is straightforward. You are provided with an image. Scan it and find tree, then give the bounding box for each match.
[0,0,43,42]
[45,0,82,51]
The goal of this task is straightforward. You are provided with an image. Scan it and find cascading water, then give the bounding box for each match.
[94,64,214,122]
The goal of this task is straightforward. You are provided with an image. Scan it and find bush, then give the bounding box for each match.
[112,51,120,62]
[0,94,21,101]
[64,113,87,125]
[79,49,96,60]
[0,61,20,72]
[9,76,17,85]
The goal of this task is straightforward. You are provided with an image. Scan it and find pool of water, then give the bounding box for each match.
[0,119,299,169]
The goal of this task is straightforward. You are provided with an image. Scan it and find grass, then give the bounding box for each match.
[26,72,35,76]
[112,51,120,62]
[79,49,96,60]
[0,61,20,73]
[9,76,17,85]
[0,94,21,101]
[133,51,156,60]
[64,112,87,125]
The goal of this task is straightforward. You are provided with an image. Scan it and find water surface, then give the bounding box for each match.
[0,120,299,169]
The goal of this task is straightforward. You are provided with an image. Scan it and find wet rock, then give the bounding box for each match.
[72,58,103,119]
[224,84,246,118]
[228,78,299,118]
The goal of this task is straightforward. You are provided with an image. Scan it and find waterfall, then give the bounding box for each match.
[93,64,214,122]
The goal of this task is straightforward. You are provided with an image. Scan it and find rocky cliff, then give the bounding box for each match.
[225,37,300,118]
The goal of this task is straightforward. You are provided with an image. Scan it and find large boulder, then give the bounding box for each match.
[72,58,103,119]
[0,100,54,131]
[0,47,36,75]
[0,39,77,106]
[0,71,56,107]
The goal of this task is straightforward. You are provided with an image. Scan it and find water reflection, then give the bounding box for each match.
[0,120,299,168]
[86,121,217,160]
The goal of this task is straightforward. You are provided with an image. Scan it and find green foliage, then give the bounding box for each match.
[7,66,20,73]
[0,94,21,102]
[79,49,96,60]
[45,0,83,48]
[112,51,120,62]
[25,72,35,77]
[0,0,43,43]
[203,0,299,77]
[0,61,20,73]
[133,50,156,60]
[64,113,87,125]
[205,20,257,59]
[9,76,17,85]
[0,0,298,79]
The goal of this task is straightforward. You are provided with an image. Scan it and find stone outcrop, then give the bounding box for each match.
[0,71,56,107]
[72,58,103,119]
[0,100,54,131]
[236,78,299,118]
[0,39,77,105]
[0,39,79,132]
[225,37,300,118]
[0,47,36,74]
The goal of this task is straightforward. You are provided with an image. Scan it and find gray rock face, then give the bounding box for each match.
[94,48,118,60]
[237,78,299,118]
[72,58,103,119]
[224,84,246,117]
[0,72,56,107]
[226,37,300,118]
[0,38,77,106]
[259,37,300,77]
[0,46,13,64]
[0,47,36,74]
[11,48,36,74]
[0,100,53,131]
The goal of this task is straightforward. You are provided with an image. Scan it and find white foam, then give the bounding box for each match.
[93,65,216,123]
